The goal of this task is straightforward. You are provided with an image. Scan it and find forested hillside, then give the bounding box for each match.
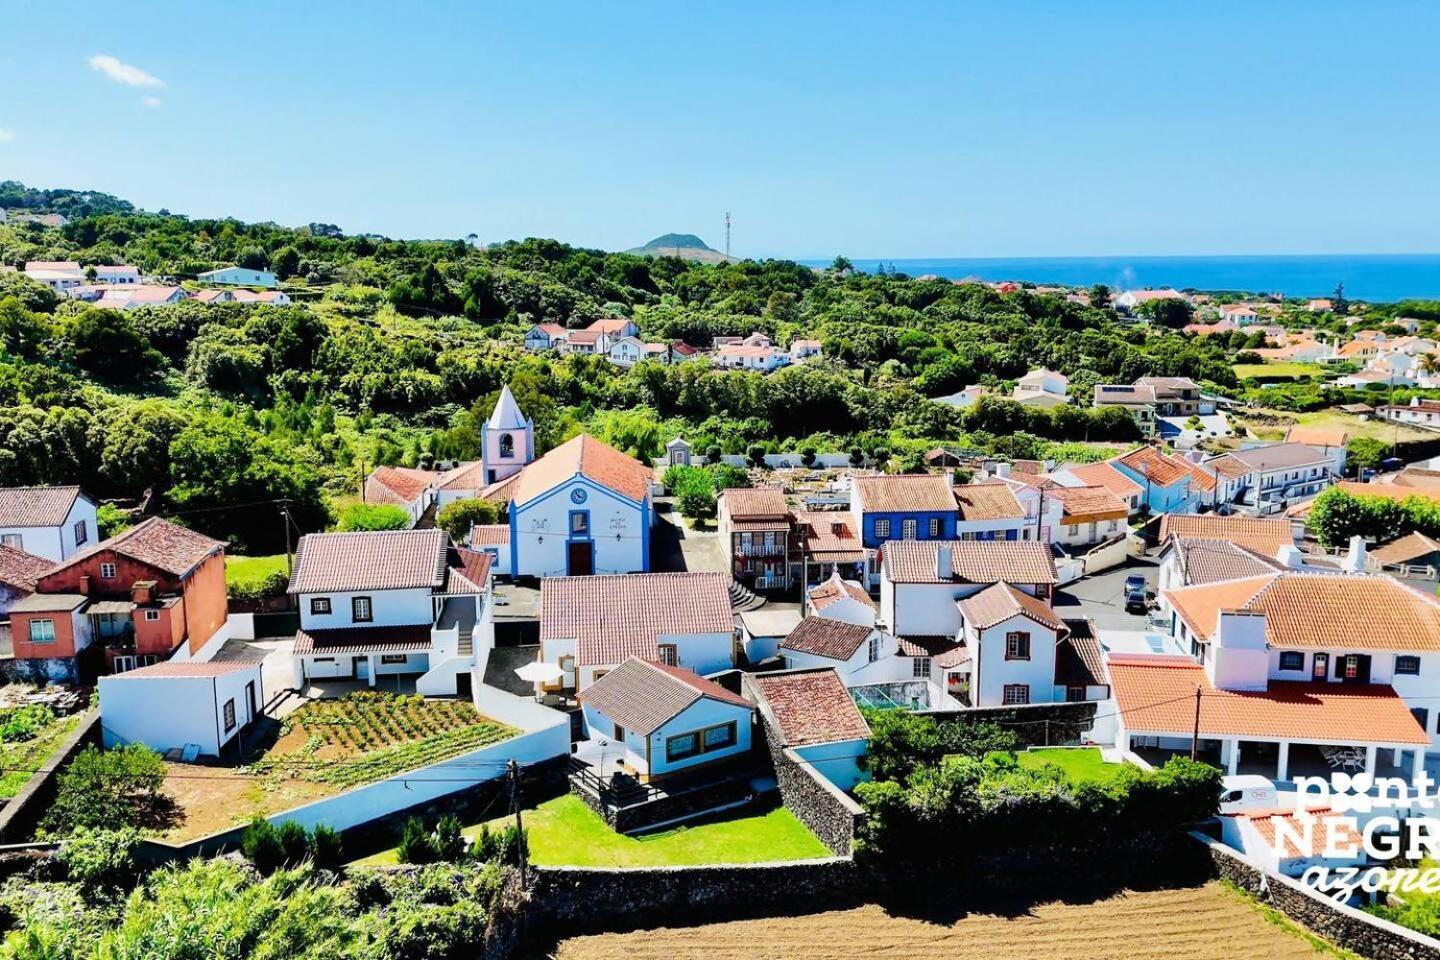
[0,183,1242,551]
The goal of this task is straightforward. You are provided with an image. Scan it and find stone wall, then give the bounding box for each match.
[1197,833,1440,960]
[568,771,758,834]
[921,700,1099,748]
[0,710,99,842]
[742,674,865,856]
[529,857,863,937]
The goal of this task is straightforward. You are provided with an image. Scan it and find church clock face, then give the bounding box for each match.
[570,487,588,505]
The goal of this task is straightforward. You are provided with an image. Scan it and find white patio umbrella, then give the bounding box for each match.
[514,660,565,684]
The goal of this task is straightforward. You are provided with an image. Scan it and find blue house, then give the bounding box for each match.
[850,473,959,549]
[1112,447,1197,514]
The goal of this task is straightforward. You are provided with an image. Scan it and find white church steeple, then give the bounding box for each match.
[481,385,534,485]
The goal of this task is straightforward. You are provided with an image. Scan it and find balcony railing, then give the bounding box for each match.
[734,542,786,558]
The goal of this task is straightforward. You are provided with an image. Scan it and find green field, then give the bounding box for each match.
[224,554,289,595]
[1233,362,1326,380]
[1014,747,1128,784]
[358,794,831,868]
[0,711,80,800]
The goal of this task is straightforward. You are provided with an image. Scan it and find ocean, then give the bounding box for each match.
[796,254,1440,303]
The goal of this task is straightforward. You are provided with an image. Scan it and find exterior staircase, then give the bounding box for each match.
[457,632,473,657]
[728,580,767,612]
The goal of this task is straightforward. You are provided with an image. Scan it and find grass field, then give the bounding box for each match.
[358,794,830,867]
[1233,362,1327,380]
[0,708,80,800]
[551,882,1351,960]
[1235,407,1433,444]
[1014,747,1127,784]
[224,554,289,595]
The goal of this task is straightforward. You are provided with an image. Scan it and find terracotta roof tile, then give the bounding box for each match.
[0,544,52,592]
[294,625,434,655]
[447,548,493,594]
[540,572,732,666]
[780,617,874,661]
[1115,447,1192,488]
[55,517,223,580]
[791,511,866,561]
[954,482,1025,521]
[579,657,749,735]
[1108,656,1428,744]
[287,529,447,594]
[0,486,82,527]
[1168,539,1283,586]
[365,466,436,504]
[753,668,870,746]
[1164,572,1440,651]
[1370,532,1440,566]
[1064,462,1143,499]
[1285,426,1349,448]
[467,524,511,547]
[509,434,652,506]
[1046,485,1129,522]
[808,577,875,612]
[957,582,1067,632]
[881,540,1056,585]
[1241,807,1363,858]
[1159,515,1294,554]
[721,487,788,518]
[435,461,490,491]
[854,474,958,513]
[1055,619,1106,688]
[107,659,262,679]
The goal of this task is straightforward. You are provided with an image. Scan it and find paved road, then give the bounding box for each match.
[1053,555,1160,632]
[650,500,729,574]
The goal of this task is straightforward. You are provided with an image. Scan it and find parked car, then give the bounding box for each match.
[1124,573,1149,612]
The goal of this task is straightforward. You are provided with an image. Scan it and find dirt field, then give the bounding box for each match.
[552,883,1340,960]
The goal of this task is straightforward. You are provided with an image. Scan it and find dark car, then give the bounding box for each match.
[1124,573,1149,612]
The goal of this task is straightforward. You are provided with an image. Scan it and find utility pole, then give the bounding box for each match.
[508,759,527,889]
[1190,685,1202,761]
[279,500,294,576]
[724,212,732,260]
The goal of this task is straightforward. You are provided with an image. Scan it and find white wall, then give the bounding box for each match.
[575,630,733,690]
[100,666,262,757]
[795,738,869,791]
[512,478,647,578]
[0,525,63,562]
[298,587,434,630]
[973,614,1059,707]
[644,697,753,776]
[887,581,991,637]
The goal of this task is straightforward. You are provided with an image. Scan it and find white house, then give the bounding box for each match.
[198,266,278,288]
[99,659,264,757]
[231,289,291,306]
[94,285,189,309]
[1204,443,1336,515]
[879,540,1056,639]
[955,581,1070,707]
[736,607,803,664]
[750,667,871,791]
[362,466,439,527]
[934,386,991,410]
[607,336,649,367]
[89,264,140,285]
[489,433,654,578]
[953,481,1028,542]
[22,261,84,291]
[0,486,100,562]
[789,339,823,361]
[575,656,753,780]
[1052,461,1144,516]
[779,617,890,680]
[806,572,876,626]
[714,344,787,372]
[1045,485,1130,548]
[537,571,734,692]
[287,529,494,695]
[524,323,568,351]
[1114,288,1186,314]
[1012,368,1070,408]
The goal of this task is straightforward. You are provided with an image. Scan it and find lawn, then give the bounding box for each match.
[224,554,289,597]
[1233,362,1326,381]
[1235,407,1433,444]
[159,692,515,841]
[0,707,80,800]
[357,793,831,867]
[1013,747,1128,784]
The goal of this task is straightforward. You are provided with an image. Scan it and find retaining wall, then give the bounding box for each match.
[0,710,100,842]
[1197,832,1440,960]
[919,699,1099,748]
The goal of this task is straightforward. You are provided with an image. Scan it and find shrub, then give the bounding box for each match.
[0,704,53,742]
[677,488,717,521]
[436,498,503,541]
[398,816,437,865]
[310,825,343,870]
[242,817,285,874]
[471,823,525,866]
[58,826,140,890]
[42,744,166,836]
[747,443,767,467]
[432,815,469,862]
[276,820,310,866]
[335,503,411,532]
[706,463,750,491]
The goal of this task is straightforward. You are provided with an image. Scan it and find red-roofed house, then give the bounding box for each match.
[748,667,871,790]
[524,323,569,351]
[286,528,494,695]
[719,487,791,589]
[575,656,753,780]
[954,582,1085,707]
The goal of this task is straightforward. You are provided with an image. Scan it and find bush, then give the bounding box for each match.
[436,498,503,541]
[243,818,346,873]
[677,488,717,521]
[95,502,134,539]
[58,827,140,890]
[242,817,285,874]
[706,463,750,491]
[470,823,525,866]
[747,444,767,467]
[42,745,166,837]
[0,704,53,742]
[310,824,343,869]
[335,503,411,532]
[398,816,437,865]
[432,815,469,862]
[276,820,310,866]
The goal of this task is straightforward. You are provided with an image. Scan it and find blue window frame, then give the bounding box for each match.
[569,510,590,538]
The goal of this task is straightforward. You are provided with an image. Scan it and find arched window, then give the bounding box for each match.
[499,433,515,458]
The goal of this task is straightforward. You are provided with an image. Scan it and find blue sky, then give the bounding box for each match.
[2,1,1438,258]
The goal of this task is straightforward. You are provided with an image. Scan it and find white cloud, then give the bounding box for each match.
[88,54,164,89]
[141,96,161,108]
[0,128,14,143]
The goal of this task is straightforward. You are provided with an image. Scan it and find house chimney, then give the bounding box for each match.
[1209,610,1270,692]
[935,544,953,580]
[1273,544,1306,570]
[131,580,155,605]
[78,574,90,595]
[943,469,955,488]
[1342,535,1367,574]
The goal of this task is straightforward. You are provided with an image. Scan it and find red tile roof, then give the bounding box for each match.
[954,482,1025,521]
[588,317,635,334]
[1370,531,1440,566]
[0,544,52,592]
[294,625,434,655]
[579,657,750,735]
[1158,515,1295,554]
[107,659,262,679]
[1108,656,1428,744]
[540,572,732,666]
[0,486,82,528]
[1285,426,1349,448]
[287,529,447,594]
[1115,447,1192,488]
[791,511,866,562]
[366,466,436,504]
[881,540,1056,585]
[854,473,958,513]
[779,617,874,661]
[957,582,1067,632]
[1167,539,1284,586]
[447,548,493,594]
[808,577,874,612]
[721,487,788,518]
[753,669,870,747]
[58,517,223,579]
[467,524,511,547]
[1046,485,1128,522]
[1164,572,1440,651]
[509,434,652,506]
[435,461,489,491]
[1064,462,1143,499]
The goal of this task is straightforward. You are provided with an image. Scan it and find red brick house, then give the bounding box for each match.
[7,518,228,682]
